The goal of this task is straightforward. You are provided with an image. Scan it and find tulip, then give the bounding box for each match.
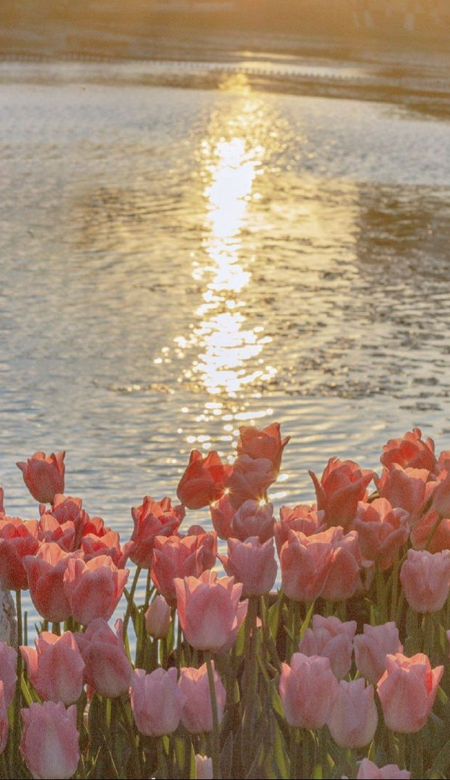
[279,653,339,729]
[377,653,443,733]
[177,450,230,510]
[400,549,450,613]
[327,679,378,749]
[274,504,325,554]
[353,498,409,570]
[319,527,362,602]
[81,530,123,567]
[0,488,4,515]
[355,759,411,779]
[127,496,184,569]
[309,458,374,531]
[354,623,403,685]
[151,532,217,604]
[375,466,435,523]
[380,428,435,472]
[236,423,290,474]
[178,663,226,734]
[210,495,235,539]
[0,517,40,590]
[432,470,450,518]
[174,571,248,652]
[75,618,132,698]
[21,701,79,779]
[280,529,333,602]
[0,641,17,706]
[63,555,129,625]
[227,455,276,510]
[411,508,450,554]
[145,595,172,639]
[230,500,275,543]
[17,451,65,505]
[195,755,213,780]
[44,495,83,526]
[0,683,8,756]
[38,514,76,552]
[130,667,185,737]
[20,632,84,705]
[220,536,277,597]
[24,543,75,623]
[299,615,356,680]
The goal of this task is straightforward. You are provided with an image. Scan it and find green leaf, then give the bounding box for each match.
[220,731,234,779]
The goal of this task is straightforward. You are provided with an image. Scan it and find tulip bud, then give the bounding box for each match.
[145,596,171,639]
[21,702,79,779]
[327,679,378,749]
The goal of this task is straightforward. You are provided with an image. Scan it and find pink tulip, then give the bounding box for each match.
[75,618,132,698]
[400,549,450,613]
[17,451,65,505]
[174,571,248,652]
[375,466,435,523]
[151,532,217,604]
[279,653,339,729]
[210,495,235,539]
[432,470,450,518]
[0,640,17,707]
[0,683,8,756]
[177,451,231,510]
[299,616,356,680]
[280,529,334,602]
[20,631,84,705]
[227,455,276,510]
[127,496,184,569]
[327,679,378,749]
[44,495,83,526]
[38,514,75,553]
[81,530,124,567]
[411,509,450,554]
[145,595,172,639]
[195,755,213,780]
[380,429,435,472]
[21,701,79,779]
[309,458,374,531]
[355,759,411,779]
[24,543,76,623]
[236,423,290,474]
[377,653,443,733]
[220,536,277,597]
[354,623,403,685]
[63,555,129,625]
[229,500,275,543]
[352,499,409,570]
[178,662,226,734]
[130,667,185,737]
[0,517,40,590]
[320,527,362,601]
[274,504,325,554]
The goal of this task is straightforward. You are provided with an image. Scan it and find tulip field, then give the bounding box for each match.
[3,426,450,779]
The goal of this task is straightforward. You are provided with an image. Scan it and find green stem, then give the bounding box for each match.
[411,730,423,779]
[13,590,23,763]
[425,513,444,551]
[123,566,142,640]
[157,737,167,779]
[390,553,400,622]
[376,566,387,624]
[290,727,299,780]
[205,652,221,780]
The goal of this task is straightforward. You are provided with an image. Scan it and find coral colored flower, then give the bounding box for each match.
[227,455,276,510]
[377,653,443,733]
[75,618,132,698]
[178,663,226,734]
[38,514,76,553]
[145,595,172,639]
[280,529,334,603]
[0,517,40,590]
[151,532,217,604]
[220,536,277,598]
[0,641,17,706]
[21,701,79,779]
[24,543,76,623]
[355,759,411,779]
[375,466,435,522]
[279,653,339,729]
[174,571,248,652]
[352,498,409,570]
[327,679,378,749]
[210,495,235,539]
[411,508,450,553]
[309,458,374,531]
[229,500,275,543]
[63,555,129,625]
[20,632,84,705]
[432,470,450,518]
[400,549,450,613]
[299,616,356,680]
[237,423,290,474]
[177,451,231,510]
[81,530,124,567]
[43,495,84,526]
[320,527,363,602]
[274,504,325,555]
[17,451,65,505]
[0,683,8,756]
[127,496,184,569]
[380,429,435,473]
[354,623,403,685]
[195,755,213,780]
[130,668,185,737]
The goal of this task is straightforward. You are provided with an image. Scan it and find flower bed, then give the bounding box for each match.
[1,425,450,779]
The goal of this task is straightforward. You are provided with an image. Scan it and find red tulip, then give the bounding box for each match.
[130,668,185,737]
[24,543,75,623]
[151,532,216,604]
[178,662,226,734]
[43,495,83,526]
[236,423,290,474]
[75,618,132,698]
[309,458,374,531]
[377,653,443,733]
[21,701,79,779]
[63,555,129,625]
[177,450,230,510]
[17,451,65,504]
[279,653,339,729]
[220,536,277,597]
[127,496,184,569]
[380,428,435,472]
[431,470,450,518]
[0,517,40,590]
[20,632,84,705]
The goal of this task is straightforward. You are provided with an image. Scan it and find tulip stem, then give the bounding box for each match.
[205,652,221,780]
[123,566,142,641]
[390,553,400,621]
[425,513,444,551]
[289,727,299,780]
[156,737,167,779]
[13,589,23,762]
[411,729,423,779]
[376,566,387,624]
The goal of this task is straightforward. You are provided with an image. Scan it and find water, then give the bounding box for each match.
[1,51,450,613]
